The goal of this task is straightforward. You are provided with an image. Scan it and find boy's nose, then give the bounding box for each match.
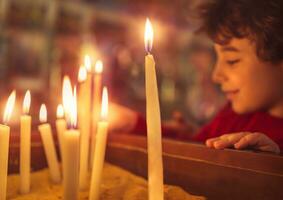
[212,62,227,84]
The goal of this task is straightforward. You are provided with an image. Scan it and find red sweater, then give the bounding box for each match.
[133,104,283,151]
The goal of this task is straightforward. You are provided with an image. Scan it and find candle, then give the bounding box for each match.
[90,60,103,169]
[89,87,108,200]
[144,18,164,200]
[56,104,66,160]
[20,90,32,194]
[0,91,16,200]
[78,66,91,190]
[38,104,61,184]
[62,76,80,200]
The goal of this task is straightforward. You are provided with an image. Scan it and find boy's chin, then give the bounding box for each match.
[231,103,255,114]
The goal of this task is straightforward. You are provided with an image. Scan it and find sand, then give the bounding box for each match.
[7,163,205,200]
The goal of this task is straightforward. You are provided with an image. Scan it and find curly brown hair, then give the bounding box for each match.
[198,0,283,63]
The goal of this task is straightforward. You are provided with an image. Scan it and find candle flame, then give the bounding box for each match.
[23,90,31,114]
[57,104,64,118]
[39,104,47,123]
[3,90,16,125]
[62,76,77,128]
[100,87,108,121]
[78,65,87,82]
[62,76,72,119]
[95,60,103,74]
[144,18,154,53]
[84,55,92,72]
[69,86,77,128]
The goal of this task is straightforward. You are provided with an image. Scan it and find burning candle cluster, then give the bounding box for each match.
[0,91,16,200]
[0,18,164,200]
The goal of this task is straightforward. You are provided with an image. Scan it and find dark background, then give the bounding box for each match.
[0,0,224,127]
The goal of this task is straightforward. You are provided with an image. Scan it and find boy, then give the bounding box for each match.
[194,0,283,154]
[109,0,283,154]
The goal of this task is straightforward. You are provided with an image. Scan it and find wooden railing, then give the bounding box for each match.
[106,133,283,200]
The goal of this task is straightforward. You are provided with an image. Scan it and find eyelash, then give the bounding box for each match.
[227,59,240,66]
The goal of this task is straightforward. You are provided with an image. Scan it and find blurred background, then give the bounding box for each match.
[0,0,225,128]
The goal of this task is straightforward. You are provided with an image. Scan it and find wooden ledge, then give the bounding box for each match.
[106,133,283,200]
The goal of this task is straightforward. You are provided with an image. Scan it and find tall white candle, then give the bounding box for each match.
[89,87,108,200]
[62,129,80,200]
[78,65,91,190]
[38,104,61,184]
[0,125,10,200]
[0,91,16,200]
[62,77,80,200]
[56,104,66,160]
[90,60,103,169]
[20,90,32,194]
[144,18,164,200]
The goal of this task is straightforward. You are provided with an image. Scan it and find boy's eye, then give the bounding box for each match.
[226,59,240,65]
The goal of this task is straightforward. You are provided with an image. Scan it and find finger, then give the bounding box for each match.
[213,138,233,149]
[206,132,246,149]
[205,137,220,148]
[235,133,280,154]
[220,132,247,141]
[258,145,279,153]
[214,132,249,149]
[234,133,262,149]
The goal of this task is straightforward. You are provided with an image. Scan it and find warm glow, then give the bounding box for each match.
[84,55,92,72]
[100,87,108,121]
[39,104,47,123]
[69,86,77,128]
[78,65,87,82]
[3,90,16,125]
[95,60,103,74]
[57,104,64,118]
[62,76,73,119]
[23,90,31,115]
[62,76,77,128]
[144,18,154,53]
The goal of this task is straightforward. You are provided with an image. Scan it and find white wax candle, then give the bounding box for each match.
[89,121,108,200]
[0,125,10,200]
[20,115,31,193]
[90,60,103,169]
[56,104,66,159]
[78,66,91,190]
[56,118,66,157]
[0,91,16,200]
[20,90,31,194]
[89,87,108,200]
[62,77,80,200]
[144,18,164,200]
[38,104,61,184]
[62,129,80,200]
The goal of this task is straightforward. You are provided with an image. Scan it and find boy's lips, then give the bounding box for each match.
[223,90,240,100]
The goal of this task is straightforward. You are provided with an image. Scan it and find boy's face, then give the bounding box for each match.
[213,38,283,116]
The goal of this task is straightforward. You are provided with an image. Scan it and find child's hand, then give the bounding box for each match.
[163,111,197,140]
[108,103,138,132]
[205,132,280,154]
